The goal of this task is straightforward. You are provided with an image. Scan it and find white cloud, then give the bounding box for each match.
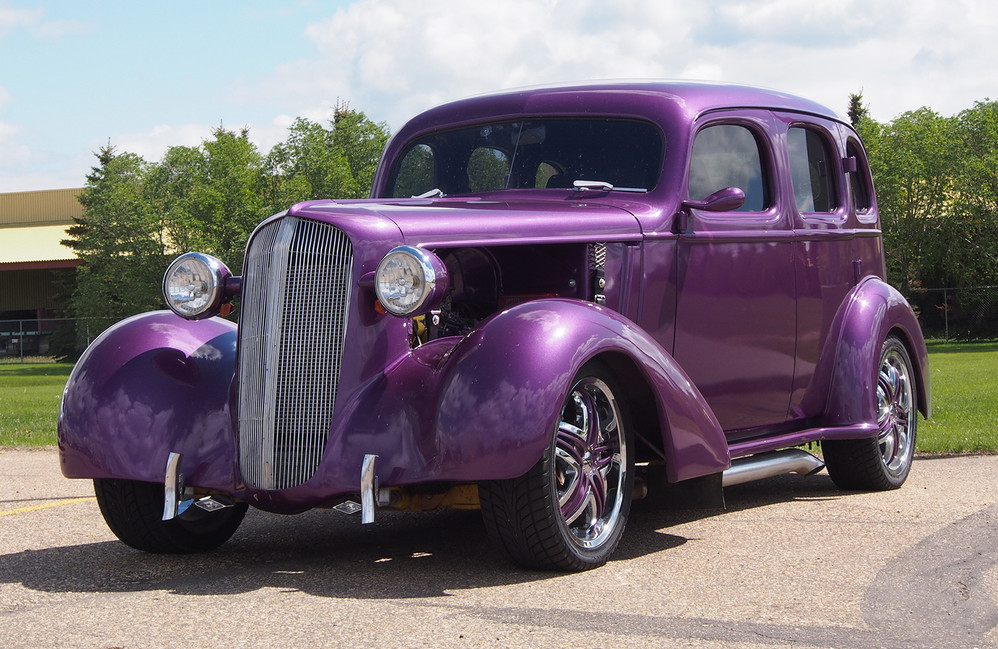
[0,3,90,39]
[253,0,713,127]
[7,0,998,192]
[240,0,997,127]
[0,119,17,140]
[0,4,42,36]
[111,123,214,163]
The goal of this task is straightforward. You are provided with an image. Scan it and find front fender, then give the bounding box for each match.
[810,278,930,427]
[431,299,729,482]
[58,311,239,491]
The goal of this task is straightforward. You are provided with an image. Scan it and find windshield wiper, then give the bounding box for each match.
[413,188,445,198]
[572,180,647,194]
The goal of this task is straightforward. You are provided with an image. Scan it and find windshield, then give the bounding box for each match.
[388,118,663,198]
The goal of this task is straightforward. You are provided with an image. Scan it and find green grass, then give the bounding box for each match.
[917,341,998,454]
[1,343,997,452]
[0,362,73,447]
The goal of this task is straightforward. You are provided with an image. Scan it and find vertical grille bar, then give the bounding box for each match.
[237,216,353,490]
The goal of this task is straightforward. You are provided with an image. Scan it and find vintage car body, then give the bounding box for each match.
[59,81,929,570]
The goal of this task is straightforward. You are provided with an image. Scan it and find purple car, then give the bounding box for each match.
[59,81,930,571]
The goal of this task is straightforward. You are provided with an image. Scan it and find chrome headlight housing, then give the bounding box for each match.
[375,246,448,316]
[163,252,232,320]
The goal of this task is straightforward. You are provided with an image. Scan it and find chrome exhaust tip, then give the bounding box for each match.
[722,449,825,487]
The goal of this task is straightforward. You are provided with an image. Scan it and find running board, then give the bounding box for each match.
[722,449,825,487]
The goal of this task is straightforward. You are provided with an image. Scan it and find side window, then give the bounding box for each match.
[787,127,837,213]
[689,124,768,212]
[392,144,434,198]
[467,147,510,192]
[846,141,873,213]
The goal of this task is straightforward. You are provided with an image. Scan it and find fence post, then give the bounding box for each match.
[18,319,24,363]
[943,288,949,342]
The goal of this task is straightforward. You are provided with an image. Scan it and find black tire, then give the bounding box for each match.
[480,361,635,571]
[93,479,248,553]
[823,335,917,491]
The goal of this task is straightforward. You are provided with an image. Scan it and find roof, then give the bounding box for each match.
[394,80,842,136]
[0,188,83,227]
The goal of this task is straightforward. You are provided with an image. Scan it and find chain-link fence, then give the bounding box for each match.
[0,318,98,362]
[907,286,998,341]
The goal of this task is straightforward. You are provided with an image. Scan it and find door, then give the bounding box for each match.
[672,115,797,433]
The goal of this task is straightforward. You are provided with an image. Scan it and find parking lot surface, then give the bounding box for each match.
[2,448,997,648]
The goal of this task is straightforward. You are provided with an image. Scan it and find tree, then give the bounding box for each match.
[262,117,356,212]
[262,104,390,212]
[848,91,868,127]
[146,127,266,274]
[63,146,168,336]
[860,108,959,292]
[947,100,998,287]
[60,105,390,353]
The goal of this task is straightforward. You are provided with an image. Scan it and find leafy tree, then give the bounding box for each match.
[59,104,391,356]
[860,108,959,292]
[262,104,390,212]
[947,100,998,287]
[146,128,266,274]
[262,117,356,212]
[63,146,169,336]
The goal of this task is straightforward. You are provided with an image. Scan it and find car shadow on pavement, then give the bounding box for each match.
[0,471,841,600]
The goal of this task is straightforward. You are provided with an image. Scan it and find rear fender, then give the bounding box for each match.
[805,278,930,427]
[430,299,729,482]
[58,311,239,491]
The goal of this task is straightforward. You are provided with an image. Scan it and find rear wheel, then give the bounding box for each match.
[480,361,634,571]
[823,335,917,490]
[94,479,247,553]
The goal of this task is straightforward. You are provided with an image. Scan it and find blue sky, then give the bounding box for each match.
[2,0,996,192]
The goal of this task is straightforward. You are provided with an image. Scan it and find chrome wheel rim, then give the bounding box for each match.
[876,347,915,476]
[554,377,627,550]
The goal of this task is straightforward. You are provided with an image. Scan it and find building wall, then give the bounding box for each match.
[0,188,83,320]
[0,268,73,314]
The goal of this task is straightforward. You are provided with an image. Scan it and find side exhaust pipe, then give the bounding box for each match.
[722,449,825,487]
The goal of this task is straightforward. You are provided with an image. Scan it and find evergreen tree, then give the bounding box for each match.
[848,91,868,126]
[63,146,168,337]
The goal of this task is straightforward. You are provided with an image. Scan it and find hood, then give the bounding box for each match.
[287,195,643,249]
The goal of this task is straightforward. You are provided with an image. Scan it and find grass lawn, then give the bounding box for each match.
[917,341,998,453]
[0,362,73,447]
[1,342,996,452]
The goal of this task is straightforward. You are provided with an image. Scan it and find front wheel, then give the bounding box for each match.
[480,361,634,571]
[94,479,248,553]
[823,335,918,490]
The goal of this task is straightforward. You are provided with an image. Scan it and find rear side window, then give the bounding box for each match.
[689,124,768,212]
[846,141,873,213]
[787,127,837,213]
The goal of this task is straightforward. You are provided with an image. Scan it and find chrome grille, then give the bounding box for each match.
[237,216,353,490]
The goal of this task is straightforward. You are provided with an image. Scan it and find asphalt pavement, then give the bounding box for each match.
[2,448,997,649]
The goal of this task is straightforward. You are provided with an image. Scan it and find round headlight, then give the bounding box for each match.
[163,253,229,320]
[375,246,448,316]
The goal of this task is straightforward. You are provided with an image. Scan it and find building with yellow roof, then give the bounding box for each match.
[0,188,82,356]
